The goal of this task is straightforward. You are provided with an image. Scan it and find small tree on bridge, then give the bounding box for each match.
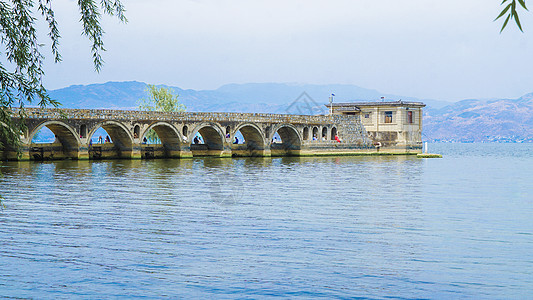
[138,85,186,143]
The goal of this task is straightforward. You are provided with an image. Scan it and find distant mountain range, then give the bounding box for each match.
[49,81,450,112]
[46,81,533,142]
[424,93,533,142]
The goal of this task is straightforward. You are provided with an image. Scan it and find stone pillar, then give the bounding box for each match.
[179,144,193,158]
[77,140,89,160]
[78,147,90,160]
[131,144,142,159]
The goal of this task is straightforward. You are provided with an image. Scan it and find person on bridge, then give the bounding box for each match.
[105,136,110,143]
[233,137,239,144]
[97,136,103,144]
[194,136,199,144]
[335,134,342,143]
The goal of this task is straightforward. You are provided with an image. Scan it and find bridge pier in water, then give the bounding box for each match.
[2,106,425,161]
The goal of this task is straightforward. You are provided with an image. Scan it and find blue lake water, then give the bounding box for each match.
[0,143,532,298]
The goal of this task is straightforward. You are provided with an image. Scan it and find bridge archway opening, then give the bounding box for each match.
[191,125,224,156]
[29,121,80,160]
[142,123,181,159]
[88,122,133,159]
[80,124,87,139]
[303,127,309,140]
[133,125,140,139]
[31,127,56,143]
[89,127,112,144]
[312,127,319,140]
[331,127,337,140]
[142,129,161,144]
[232,130,244,144]
[231,124,266,157]
[271,125,301,156]
[322,127,328,140]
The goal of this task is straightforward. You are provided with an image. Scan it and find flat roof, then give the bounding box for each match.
[325,100,426,108]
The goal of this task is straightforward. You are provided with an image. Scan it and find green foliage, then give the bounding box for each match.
[0,0,126,153]
[144,128,160,144]
[496,0,529,32]
[139,85,186,113]
[0,109,25,154]
[138,85,186,143]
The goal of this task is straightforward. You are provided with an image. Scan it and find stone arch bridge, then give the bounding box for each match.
[2,108,373,161]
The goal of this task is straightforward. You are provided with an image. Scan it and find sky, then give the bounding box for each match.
[38,0,533,102]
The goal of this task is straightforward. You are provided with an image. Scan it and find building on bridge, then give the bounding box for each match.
[326,100,425,150]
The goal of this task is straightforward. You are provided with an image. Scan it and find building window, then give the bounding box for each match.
[384,111,393,123]
[407,111,414,124]
[365,113,370,118]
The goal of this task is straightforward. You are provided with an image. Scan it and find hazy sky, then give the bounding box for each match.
[40,0,533,101]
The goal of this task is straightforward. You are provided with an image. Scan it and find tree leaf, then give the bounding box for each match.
[495,3,512,20]
[500,13,512,33]
[518,0,528,10]
[513,9,524,31]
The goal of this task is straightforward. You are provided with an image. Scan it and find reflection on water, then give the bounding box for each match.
[0,143,532,298]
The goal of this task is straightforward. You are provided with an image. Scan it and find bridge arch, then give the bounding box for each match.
[29,121,80,160]
[88,121,133,159]
[232,122,266,157]
[270,124,302,156]
[190,123,225,156]
[141,122,182,158]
